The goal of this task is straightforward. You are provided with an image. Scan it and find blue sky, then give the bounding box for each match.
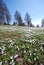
[4,0,44,26]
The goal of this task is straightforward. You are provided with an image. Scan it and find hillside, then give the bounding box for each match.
[0,26,44,65]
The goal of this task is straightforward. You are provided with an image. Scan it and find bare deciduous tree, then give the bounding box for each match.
[24,13,31,26]
[0,0,11,25]
[14,11,23,26]
[41,18,44,27]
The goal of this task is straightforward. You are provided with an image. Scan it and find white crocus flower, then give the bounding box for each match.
[9,40,12,43]
[30,53,31,56]
[10,56,13,59]
[28,59,31,62]
[10,59,14,65]
[40,46,43,50]
[12,59,14,63]
[24,50,26,53]
[29,51,31,56]
[34,49,37,52]
[1,50,4,54]
[1,49,5,54]
[40,46,44,51]
[0,61,2,65]
[2,46,5,50]
[12,63,15,65]
[34,53,36,55]
[5,60,7,63]
[10,61,12,65]
[30,39,35,43]
[34,58,36,61]
[14,54,19,59]
[16,46,18,48]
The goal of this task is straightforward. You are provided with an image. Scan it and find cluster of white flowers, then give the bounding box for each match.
[15,45,20,51]
[20,39,30,43]
[29,39,35,43]
[33,49,39,62]
[10,56,15,65]
[9,42,14,48]
[0,35,44,65]
[20,37,36,44]
[5,38,15,48]
[5,38,13,43]
[10,59,15,65]
[0,46,5,55]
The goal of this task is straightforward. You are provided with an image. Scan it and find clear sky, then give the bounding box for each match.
[4,0,44,26]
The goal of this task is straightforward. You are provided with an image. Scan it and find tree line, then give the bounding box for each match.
[0,0,44,27]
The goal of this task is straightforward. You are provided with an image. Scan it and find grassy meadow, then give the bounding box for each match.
[0,26,44,65]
